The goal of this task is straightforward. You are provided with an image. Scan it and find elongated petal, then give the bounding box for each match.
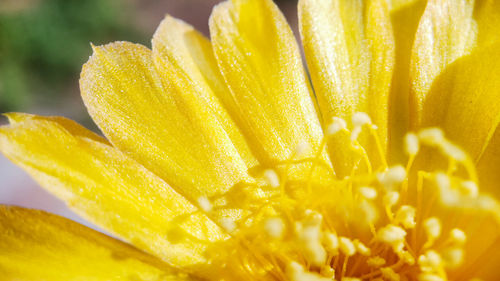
[299,0,394,141]
[209,0,325,166]
[152,16,257,169]
[388,0,426,161]
[410,0,477,127]
[421,42,500,168]
[0,115,226,270]
[299,0,394,175]
[476,126,500,198]
[80,42,253,204]
[475,0,500,47]
[0,206,192,280]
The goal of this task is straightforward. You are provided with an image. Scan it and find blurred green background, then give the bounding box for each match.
[0,0,298,121]
[0,0,298,226]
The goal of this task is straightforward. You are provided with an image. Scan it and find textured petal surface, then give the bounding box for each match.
[80,42,253,203]
[152,16,257,169]
[421,42,500,178]
[388,0,426,161]
[0,206,192,281]
[0,115,226,270]
[209,0,325,166]
[410,0,477,127]
[299,0,394,175]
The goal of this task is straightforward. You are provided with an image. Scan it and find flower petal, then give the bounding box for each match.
[0,115,226,270]
[152,15,257,169]
[209,0,325,165]
[476,126,500,198]
[298,0,394,175]
[410,0,477,127]
[299,0,394,142]
[420,42,500,167]
[475,0,500,47]
[0,206,192,280]
[388,0,426,161]
[80,42,253,202]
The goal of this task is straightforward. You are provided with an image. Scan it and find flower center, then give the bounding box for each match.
[203,113,500,281]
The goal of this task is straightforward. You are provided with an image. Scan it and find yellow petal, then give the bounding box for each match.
[475,0,500,47]
[476,126,500,198]
[0,115,226,270]
[209,0,325,165]
[410,0,477,127]
[80,42,253,203]
[298,0,394,175]
[299,0,394,140]
[420,42,500,166]
[152,15,257,169]
[388,0,426,162]
[0,206,192,280]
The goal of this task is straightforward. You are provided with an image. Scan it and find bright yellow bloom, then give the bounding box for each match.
[1,0,500,280]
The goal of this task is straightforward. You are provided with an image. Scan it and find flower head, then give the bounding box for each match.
[1,0,500,280]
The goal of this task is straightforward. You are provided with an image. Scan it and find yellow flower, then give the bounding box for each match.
[1,0,500,280]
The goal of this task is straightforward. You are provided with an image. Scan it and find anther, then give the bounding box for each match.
[442,247,464,269]
[353,239,371,256]
[197,196,212,212]
[367,256,386,267]
[418,128,445,146]
[378,166,406,189]
[359,186,377,199]
[352,112,372,127]
[418,250,442,272]
[418,273,445,281]
[327,117,347,136]
[424,217,442,242]
[263,169,280,188]
[405,132,420,155]
[381,267,400,281]
[265,217,284,238]
[460,181,478,198]
[339,237,356,256]
[394,205,416,229]
[294,140,310,157]
[377,224,406,245]
[323,232,339,255]
[383,191,400,207]
[220,218,236,233]
[449,228,466,245]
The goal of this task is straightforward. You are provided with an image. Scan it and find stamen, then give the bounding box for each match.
[405,132,420,155]
[197,196,212,212]
[263,169,280,188]
[327,117,347,136]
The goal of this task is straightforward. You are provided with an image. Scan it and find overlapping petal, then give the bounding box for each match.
[0,206,192,280]
[80,42,253,205]
[152,16,257,169]
[0,115,226,270]
[299,0,394,175]
[209,0,326,167]
[410,0,477,127]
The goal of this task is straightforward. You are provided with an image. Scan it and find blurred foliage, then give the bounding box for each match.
[0,0,145,112]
